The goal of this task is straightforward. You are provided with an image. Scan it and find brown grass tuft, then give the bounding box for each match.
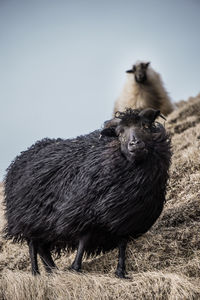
[0,94,200,299]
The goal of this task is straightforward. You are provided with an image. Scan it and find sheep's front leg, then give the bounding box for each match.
[115,239,127,278]
[71,233,90,272]
[38,245,57,273]
[28,240,40,275]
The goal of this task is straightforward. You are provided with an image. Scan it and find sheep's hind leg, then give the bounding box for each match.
[38,245,57,273]
[70,233,90,272]
[28,240,40,275]
[115,239,128,279]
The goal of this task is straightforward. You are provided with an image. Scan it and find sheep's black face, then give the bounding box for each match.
[126,62,150,84]
[101,108,166,162]
[117,123,149,161]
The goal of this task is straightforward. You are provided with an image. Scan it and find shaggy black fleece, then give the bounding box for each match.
[4,110,171,257]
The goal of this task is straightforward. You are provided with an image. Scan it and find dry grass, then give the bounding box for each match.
[0,95,200,299]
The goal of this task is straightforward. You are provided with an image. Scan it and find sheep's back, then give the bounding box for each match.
[4,130,105,242]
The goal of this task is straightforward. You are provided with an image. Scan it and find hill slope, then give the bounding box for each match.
[0,94,200,299]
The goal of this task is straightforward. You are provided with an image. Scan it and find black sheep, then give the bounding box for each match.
[4,108,171,278]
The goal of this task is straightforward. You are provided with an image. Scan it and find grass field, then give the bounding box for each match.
[0,94,200,299]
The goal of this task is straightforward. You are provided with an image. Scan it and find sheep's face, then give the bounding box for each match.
[117,122,149,161]
[126,62,150,84]
[101,108,166,162]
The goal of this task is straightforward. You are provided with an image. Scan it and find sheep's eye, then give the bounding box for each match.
[143,124,149,129]
[121,136,126,143]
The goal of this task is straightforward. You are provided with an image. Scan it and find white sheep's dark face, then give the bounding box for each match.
[101,108,166,162]
[126,62,150,84]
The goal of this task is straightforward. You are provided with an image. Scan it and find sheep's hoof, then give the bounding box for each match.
[70,264,82,273]
[115,270,130,279]
[32,270,40,276]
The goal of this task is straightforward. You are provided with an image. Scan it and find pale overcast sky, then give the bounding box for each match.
[0,0,200,180]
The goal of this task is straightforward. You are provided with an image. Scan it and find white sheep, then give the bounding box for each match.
[113,61,174,116]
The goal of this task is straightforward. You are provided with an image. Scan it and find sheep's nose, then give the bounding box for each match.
[129,139,140,145]
[128,139,145,151]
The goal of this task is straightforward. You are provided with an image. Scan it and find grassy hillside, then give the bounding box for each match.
[0,94,200,299]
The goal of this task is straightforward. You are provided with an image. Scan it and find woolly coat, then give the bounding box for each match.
[4,127,171,256]
[114,65,174,116]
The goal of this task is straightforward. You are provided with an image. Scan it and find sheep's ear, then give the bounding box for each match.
[126,65,136,73]
[145,62,150,68]
[100,127,117,137]
[139,108,165,123]
[100,118,120,137]
[126,69,133,74]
